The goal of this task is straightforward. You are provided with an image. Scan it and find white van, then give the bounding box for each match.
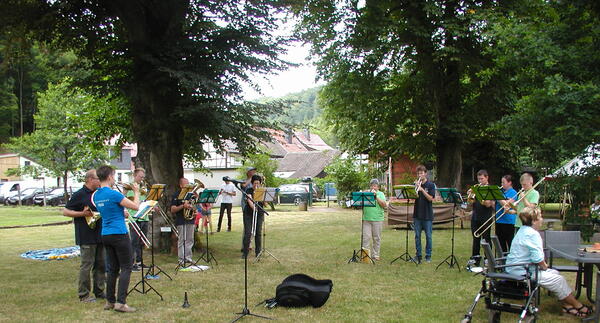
[0,181,41,204]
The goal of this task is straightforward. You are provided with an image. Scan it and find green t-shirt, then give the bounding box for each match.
[127,190,148,221]
[362,191,386,221]
[514,189,539,227]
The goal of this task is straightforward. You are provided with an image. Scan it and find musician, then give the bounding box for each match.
[170,177,195,265]
[506,207,592,318]
[412,166,435,263]
[495,175,518,252]
[242,174,264,258]
[362,178,387,261]
[218,178,236,232]
[513,173,540,230]
[240,167,257,212]
[93,165,140,313]
[124,168,147,272]
[469,169,494,266]
[63,169,104,303]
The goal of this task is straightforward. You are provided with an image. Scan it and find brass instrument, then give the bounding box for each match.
[473,177,546,238]
[85,208,102,229]
[466,184,480,203]
[183,180,205,220]
[415,177,423,194]
[128,217,151,248]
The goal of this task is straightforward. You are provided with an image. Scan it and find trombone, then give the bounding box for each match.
[128,216,151,248]
[473,177,546,238]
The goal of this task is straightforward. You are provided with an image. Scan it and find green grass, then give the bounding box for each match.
[0,205,67,227]
[0,205,586,322]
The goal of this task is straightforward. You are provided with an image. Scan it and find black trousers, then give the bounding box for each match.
[495,222,515,253]
[242,209,263,257]
[218,203,233,231]
[102,234,133,304]
[471,218,491,262]
[130,221,148,264]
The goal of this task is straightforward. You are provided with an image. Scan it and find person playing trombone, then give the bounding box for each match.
[513,173,540,232]
[469,169,494,266]
[93,165,140,313]
[495,175,518,253]
[413,165,435,264]
[124,168,147,272]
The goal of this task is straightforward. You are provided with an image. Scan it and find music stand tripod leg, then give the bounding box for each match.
[253,218,280,264]
[127,242,164,300]
[391,199,418,265]
[146,208,173,280]
[436,198,460,271]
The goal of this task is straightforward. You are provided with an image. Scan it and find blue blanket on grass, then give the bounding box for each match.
[20,246,80,261]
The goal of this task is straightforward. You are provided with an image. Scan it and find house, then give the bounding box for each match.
[0,153,67,186]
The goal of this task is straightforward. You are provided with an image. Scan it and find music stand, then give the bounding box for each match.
[194,189,220,266]
[253,188,280,263]
[390,185,419,265]
[348,191,376,264]
[435,188,462,271]
[230,182,272,323]
[471,185,505,262]
[128,200,164,300]
[143,184,173,281]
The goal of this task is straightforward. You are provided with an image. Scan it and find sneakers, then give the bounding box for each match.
[95,292,106,299]
[132,264,141,272]
[425,258,431,263]
[104,302,115,310]
[80,295,96,303]
[114,303,136,313]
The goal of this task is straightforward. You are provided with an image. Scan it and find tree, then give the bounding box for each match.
[324,156,370,204]
[489,0,600,169]
[0,1,290,196]
[5,80,112,194]
[293,1,518,187]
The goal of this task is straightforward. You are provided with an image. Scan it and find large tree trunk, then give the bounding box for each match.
[436,137,462,189]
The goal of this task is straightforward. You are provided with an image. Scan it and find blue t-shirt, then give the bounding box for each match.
[495,187,518,224]
[93,187,127,235]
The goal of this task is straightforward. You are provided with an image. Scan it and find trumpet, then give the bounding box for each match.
[466,184,480,203]
[473,177,546,238]
[415,177,423,194]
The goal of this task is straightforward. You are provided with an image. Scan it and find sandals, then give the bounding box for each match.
[563,305,593,317]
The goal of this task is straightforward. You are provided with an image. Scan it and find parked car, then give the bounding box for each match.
[277,184,311,205]
[33,187,67,206]
[6,187,47,206]
[0,181,28,204]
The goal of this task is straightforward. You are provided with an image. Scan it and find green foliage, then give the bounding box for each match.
[294,1,517,187]
[489,1,600,169]
[3,80,112,184]
[237,149,280,188]
[324,156,370,203]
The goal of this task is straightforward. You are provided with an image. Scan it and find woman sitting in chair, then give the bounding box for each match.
[506,206,593,317]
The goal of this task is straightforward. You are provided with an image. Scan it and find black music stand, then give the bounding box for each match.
[230,182,272,323]
[194,189,220,266]
[128,200,164,300]
[348,191,376,264]
[144,185,173,281]
[472,185,505,238]
[390,185,419,265]
[253,187,280,263]
[436,188,462,271]
[174,184,196,273]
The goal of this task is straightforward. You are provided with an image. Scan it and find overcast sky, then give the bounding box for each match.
[242,42,324,100]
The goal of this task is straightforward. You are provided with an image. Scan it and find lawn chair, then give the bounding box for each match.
[544,230,583,298]
[462,240,540,323]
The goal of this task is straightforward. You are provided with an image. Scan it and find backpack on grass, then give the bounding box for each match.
[261,274,333,309]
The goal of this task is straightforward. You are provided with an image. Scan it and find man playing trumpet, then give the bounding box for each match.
[413,165,436,264]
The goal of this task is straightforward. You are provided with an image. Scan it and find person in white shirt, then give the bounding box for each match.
[218,179,236,232]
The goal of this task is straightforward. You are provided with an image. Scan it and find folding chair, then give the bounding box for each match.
[462,240,540,323]
[544,231,584,298]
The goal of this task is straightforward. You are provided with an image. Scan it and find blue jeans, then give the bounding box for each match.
[413,219,432,259]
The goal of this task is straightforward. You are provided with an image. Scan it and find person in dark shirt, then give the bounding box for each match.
[469,169,494,266]
[412,165,436,263]
[63,169,104,303]
[170,177,195,265]
[241,174,264,258]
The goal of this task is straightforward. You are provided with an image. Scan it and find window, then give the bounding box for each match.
[24,161,31,166]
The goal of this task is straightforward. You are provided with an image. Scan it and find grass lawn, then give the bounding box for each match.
[0,205,67,227]
[0,205,586,322]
